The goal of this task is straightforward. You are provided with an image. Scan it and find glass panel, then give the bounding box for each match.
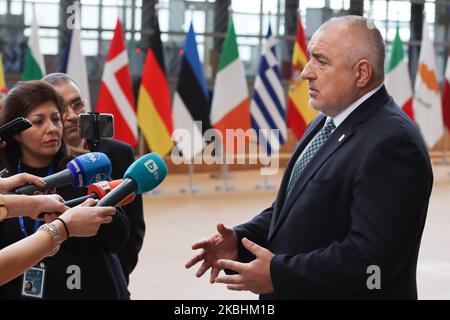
[125,7,132,30]
[424,2,435,24]
[81,0,100,5]
[238,45,252,62]
[101,30,114,40]
[81,30,99,39]
[159,8,169,32]
[234,13,260,35]
[10,1,23,15]
[371,0,386,21]
[197,43,204,63]
[81,4,99,29]
[262,0,278,14]
[184,10,205,33]
[134,7,141,31]
[24,3,58,27]
[232,0,261,14]
[262,14,278,35]
[102,6,119,29]
[299,0,325,14]
[330,0,350,10]
[237,36,259,46]
[387,1,411,22]
[40,38,57,55]
[0,1,7,15]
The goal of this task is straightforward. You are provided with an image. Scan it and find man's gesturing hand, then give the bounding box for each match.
[185,223,238,283]
[214,238,275,295]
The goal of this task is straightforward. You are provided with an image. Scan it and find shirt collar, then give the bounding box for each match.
[327,83,383,129]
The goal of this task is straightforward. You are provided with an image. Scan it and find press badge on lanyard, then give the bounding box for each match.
[21,262,46,298]
[17,161,53,299]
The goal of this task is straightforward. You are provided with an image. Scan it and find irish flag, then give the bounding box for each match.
[210,19,250,153]
[443,55,450,132]
[22,12,45,80]
[385,26,414,121]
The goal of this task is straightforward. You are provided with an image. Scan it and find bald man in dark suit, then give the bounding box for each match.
[186,16,433,299]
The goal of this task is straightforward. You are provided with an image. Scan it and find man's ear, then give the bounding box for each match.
[354,59,372,88]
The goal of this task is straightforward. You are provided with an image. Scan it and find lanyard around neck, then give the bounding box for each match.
[16,161,54,237]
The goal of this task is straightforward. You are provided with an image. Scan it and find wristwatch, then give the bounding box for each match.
[0,194,7,222]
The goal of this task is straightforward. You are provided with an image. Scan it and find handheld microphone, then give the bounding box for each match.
[14,152,111,195]
[63,179,136,207]
[96,153,167,207]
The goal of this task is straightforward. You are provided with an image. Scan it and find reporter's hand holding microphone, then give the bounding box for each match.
[0,146,167,286]
[58,198,116,238]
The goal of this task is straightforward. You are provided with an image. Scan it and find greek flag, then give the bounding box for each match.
[250,25,287,156]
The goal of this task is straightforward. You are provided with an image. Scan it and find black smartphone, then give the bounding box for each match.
[78,113,114,140]
[0,117,32,140]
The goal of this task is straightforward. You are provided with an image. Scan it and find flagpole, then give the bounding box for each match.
[216,163,234,192]
[181,163,200,193]
[256,156,275,190]
[215,139,235,192]
[256,171,275,190]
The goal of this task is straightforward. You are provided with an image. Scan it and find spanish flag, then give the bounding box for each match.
[137,16,173,156]
[286,16,316,140]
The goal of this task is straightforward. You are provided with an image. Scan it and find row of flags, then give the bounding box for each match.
[2,13,450,156]
[385,22,449,148]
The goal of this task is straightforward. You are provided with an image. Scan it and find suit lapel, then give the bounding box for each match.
[268,85,391,241]
[269,115,327,235]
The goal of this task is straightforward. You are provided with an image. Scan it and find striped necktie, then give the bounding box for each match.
[285,119,336,200]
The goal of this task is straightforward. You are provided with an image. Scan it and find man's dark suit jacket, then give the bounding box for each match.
[95,138,145,284]
[234,86,433,299]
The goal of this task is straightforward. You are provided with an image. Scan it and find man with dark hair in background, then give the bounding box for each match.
[43,73,145,286]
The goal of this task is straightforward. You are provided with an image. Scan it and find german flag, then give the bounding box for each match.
[137,16,174,156]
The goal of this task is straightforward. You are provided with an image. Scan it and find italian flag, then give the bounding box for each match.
[210,19,250,153]
[385,26,414,121]
[22,12,45,80]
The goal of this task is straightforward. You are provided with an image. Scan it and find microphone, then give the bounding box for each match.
[14,152,111,195]
[63,179,136,207]
[96,153,167,207]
